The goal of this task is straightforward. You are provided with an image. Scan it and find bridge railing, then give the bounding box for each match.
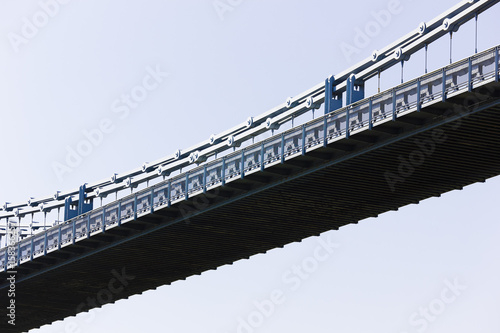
[1,45,499,272]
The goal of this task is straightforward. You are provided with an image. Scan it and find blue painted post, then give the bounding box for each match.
[64,197,76,221]
[185,174,189,200]
[260,143,265,171]
[117,202,122,226]
[368,99,373,129]
[281,134,285,163]
[323,117,328,147]
[77,184,93,218]
[167,180,171,208]
[324,76,342,114]
[87,215,90,238]
[442,69,446,102]
[346,76,352,106]
[301,125,306,155]
[495,48,499,82]
[57,225,61,250]
[221,158,226,186]
[16,242,20,267]
[325,77,332,114]
[346,74,365,106]
[44,232,47,255]
[78,185,85,216]
[468,58,472,92]
[346,107,350,139]
[417,80,421,112]
[203,166,207,193]
[241,150,245,178]
[392,89,397,121]
[150,188,154,214]
[102,208,106,232]
[346,76,352,105]
[134,195,138,220]
[72,219,76,244]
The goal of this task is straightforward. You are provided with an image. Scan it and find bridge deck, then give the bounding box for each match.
[2,53,500,332]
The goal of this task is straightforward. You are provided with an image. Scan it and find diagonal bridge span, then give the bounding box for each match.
[1,44,500,332]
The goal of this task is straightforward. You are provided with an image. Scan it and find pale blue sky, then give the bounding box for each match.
[0,1,499,332]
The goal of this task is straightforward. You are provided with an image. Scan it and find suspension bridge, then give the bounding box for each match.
[1,1,500,331]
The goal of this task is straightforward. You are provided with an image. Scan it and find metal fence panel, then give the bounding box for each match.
[119,198,135,221]
[33,234,45,257]
[283,128,302,158]
[75,216,87,239]
[263,136,282,165]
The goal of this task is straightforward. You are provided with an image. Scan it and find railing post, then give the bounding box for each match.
[167,179,171,208]
[134,195,138,220]
[87,215,90,238]
[417,80,421,112]
[260,143,265,171]
[495,47,499,82]
[368,98,373,129]
[117,201,122,227]
[17,242,20,267]
[30,237,33,261]
[468,57,473,92]
[301,125,306,155]
[44,231,47,255]
[280,133,285,163]
[323,116,328,147]
[203,166,207,193]
[346,107,351,138]
[392,89,397,121]
[442,68,446,102]
[185,174,189,200]
[241,150,245,178]
[57,225,61,250]
[346,76,352,105]
[150,188,155,214]
[72,219,76,244]
[221,157,226,186]
[102,208,107,232]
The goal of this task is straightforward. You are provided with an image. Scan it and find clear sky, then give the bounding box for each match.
[1,0,499,332]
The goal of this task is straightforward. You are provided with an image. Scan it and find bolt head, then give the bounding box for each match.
[246,116,254,128]
[227,135,235,147]
[442,18,450,31]
[394,48,403,60]
[418,22,426,34]
[306,96,313,108]
[174,150,181,159]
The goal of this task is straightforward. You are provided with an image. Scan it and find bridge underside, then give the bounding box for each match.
[3,82,500,332]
